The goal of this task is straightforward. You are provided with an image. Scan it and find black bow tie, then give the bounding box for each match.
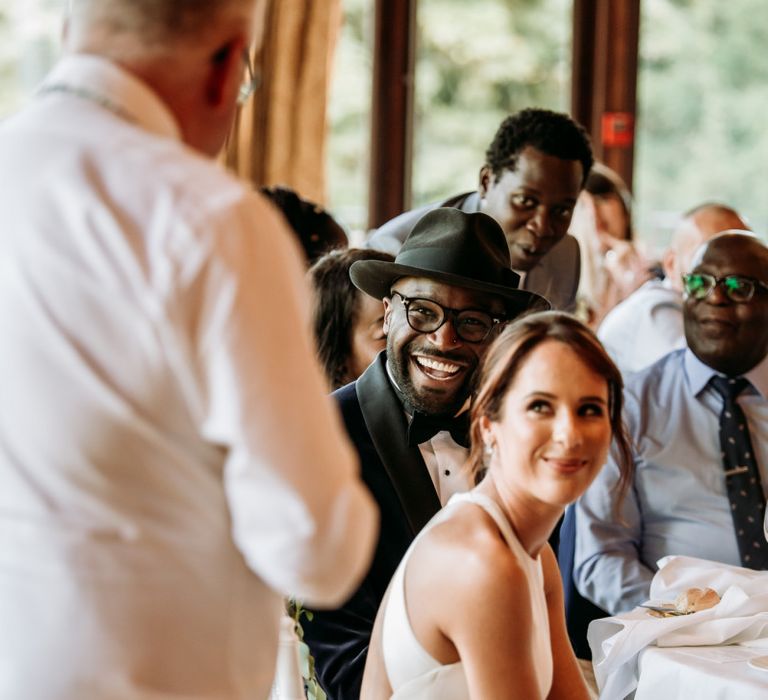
[406,410,470,448]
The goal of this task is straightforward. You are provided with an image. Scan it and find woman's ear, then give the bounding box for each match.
[478,414,494,447]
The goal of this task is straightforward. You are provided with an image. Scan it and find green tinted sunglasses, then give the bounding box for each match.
[682,273,768,303]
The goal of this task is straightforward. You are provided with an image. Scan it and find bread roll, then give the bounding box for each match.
[674,587,721,613]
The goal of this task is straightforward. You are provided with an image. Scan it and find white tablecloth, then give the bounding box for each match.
[589,556,768,699]
[635,646,768,699]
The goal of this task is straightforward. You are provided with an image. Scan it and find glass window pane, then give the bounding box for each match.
[325,0,374,243]
[635,0,768,249]
[0,1,63,119]
[412,0,573,207]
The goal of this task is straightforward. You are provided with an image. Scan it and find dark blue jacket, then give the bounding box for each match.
[302,354,441,699]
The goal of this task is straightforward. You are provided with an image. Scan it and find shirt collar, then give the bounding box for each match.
[41,54,181,141]
[685,347,768,399]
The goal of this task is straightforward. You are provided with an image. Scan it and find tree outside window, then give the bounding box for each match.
[0,1,62,119]
[635,0,768,249]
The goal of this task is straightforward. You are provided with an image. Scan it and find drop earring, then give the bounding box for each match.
[482,441,495,469]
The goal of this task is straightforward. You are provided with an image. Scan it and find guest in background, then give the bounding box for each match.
[361,312,632,699]
[367,108,594,311]
[576,232,768,615]
[309,248,395,389]
[261,185,348,265]
[598,203,749,375]
[585,161,634,242]
[570,163,653,327]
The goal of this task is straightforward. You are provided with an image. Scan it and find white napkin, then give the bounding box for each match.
[588,555,768,700]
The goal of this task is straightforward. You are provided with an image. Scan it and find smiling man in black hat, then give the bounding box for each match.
[302,207,547,699]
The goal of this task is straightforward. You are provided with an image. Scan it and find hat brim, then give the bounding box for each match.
[350,260,551,315]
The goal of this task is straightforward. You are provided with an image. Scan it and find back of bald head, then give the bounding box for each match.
[67,0,255,56]
[680,202,748,243]
[664,202,750,290]
[688,230,768,272]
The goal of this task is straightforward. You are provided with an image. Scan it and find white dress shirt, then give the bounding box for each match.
[0,54,377,699]
[574,349,768,614]
[597,279,685,376]
[384,361,472,503]
[419,432,473,505]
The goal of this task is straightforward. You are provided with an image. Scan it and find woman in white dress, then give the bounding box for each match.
[361,311,633,699]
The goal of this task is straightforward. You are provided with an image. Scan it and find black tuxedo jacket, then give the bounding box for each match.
[302,354,441,700]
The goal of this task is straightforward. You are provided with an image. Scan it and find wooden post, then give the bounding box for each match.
[368,0,416,229]
[571,0,640,191]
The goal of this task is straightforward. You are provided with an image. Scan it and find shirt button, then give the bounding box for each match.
[444,469,451,476]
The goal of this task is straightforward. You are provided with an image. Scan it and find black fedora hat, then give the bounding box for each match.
[351,208,549,314]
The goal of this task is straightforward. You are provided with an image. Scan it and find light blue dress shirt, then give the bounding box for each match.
[574,348,768,614]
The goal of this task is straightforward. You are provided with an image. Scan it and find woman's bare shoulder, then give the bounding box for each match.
[411,502,529,593]
[402,501,539,670]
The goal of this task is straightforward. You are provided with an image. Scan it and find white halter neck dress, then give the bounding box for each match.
[380,491,553,698]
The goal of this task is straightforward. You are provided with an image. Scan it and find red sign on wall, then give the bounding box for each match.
[602,112,634,148]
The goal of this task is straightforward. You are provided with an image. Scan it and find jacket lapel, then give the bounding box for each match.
[356,355,441,536]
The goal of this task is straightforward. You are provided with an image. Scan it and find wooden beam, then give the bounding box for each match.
[368,0,416,229]
[571,0,598,134]
[571,0,640,191]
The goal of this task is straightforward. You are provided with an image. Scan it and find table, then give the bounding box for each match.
[633,646,768,699]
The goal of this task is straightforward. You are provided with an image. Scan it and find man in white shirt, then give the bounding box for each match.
[0,1,377,698]
[598,203,748,375]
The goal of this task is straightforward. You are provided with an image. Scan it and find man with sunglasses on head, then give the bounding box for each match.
[0,1,378,697]
[302,207,548,699]
[574,231,768,615]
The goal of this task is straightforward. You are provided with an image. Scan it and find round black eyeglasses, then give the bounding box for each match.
[682,273,768,303]
[391,292,505,343]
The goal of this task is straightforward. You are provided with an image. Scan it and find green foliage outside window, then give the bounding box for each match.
[325,0,571,236]
[0,1,62,118]
[2,0,767,255]
[325,0,374,239]
[635,0,768,249]
[327,0,768,251]
[412,0,571,206]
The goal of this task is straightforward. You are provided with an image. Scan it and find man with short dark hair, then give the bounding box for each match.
[575,232,768,615]
[0,1,377,696]
[368,108,593,310]
[303,207,548,698]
